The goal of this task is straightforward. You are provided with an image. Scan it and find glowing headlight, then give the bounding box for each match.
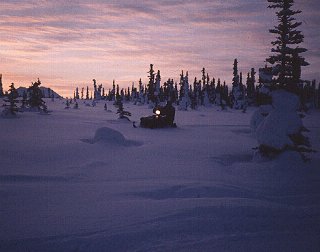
[155,110,161,115]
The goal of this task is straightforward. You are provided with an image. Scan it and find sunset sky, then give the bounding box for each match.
[1,0,319,97]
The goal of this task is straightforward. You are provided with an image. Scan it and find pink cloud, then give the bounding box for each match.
[0,0,319,97]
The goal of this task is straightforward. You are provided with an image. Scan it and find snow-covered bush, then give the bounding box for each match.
[250,104,273,134]
[115,99,131,121]
[73,101,79,109]
[2,83,19,118]
[253,89,313,160]
[27,79,48,112]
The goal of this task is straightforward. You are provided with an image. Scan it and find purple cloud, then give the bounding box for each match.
[0,0,319,97]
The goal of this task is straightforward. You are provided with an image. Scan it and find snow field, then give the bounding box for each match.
[0,98,320,251]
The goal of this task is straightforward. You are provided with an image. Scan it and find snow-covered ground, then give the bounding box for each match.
[1,99,320,252]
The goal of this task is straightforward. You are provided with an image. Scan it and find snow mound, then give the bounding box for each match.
[82,127,142,146]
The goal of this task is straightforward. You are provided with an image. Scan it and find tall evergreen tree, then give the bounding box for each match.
[75,87,80,99]
[93,79,102,100]
[201,68,206,87]
[2,83,19,116]
[107,80,115,101]
[115,84,121,105]
[232,59,239,87]
[246,68,256,104]
[81,87,84,99]
[231,59,245,109]
[0,74,4,97]
[154,70,161,104]
[266,0,308,92]
[147,64,156,104]
[86,86,89,100]
[179,71,190,110]
[137,78,145,104]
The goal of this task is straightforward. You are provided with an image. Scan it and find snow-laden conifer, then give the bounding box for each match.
[2,83,19,117]
[27,79,47,112]
[266,0,308,92]
[255,90,313,160]
[0,74,4,97]
[179,71,190,110]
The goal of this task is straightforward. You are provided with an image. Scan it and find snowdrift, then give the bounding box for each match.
[0,98,319,252]
[81,127,142,146]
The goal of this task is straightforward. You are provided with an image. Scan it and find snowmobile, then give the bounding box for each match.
[139,107,177,129]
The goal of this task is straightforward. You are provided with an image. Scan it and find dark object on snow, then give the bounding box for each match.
[140,101,176,129]
[116,100,131,121]
[255,144,316,162]
[133,122,137,128]
[27,79,48,112]
[289,132,310,147]
[2,83,19,116]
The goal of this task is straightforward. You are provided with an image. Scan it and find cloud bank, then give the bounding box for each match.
[0,0,319,96]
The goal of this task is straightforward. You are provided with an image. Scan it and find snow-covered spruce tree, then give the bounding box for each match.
[246,68,256,105]
[2,83,19,117]
[86,86,89,100]
[202,86,210,107]
[114,84,121,105]
[254,90,314,161]
[201,68,210,107]
[231,59,245,109]
[115,95,131,121]
[27,79,47,112]
[0,74,4,97]
[266,0,308,93]
[252,0,313,161]
[81,87,84,99]
[155,70,161,103]
[73,101,79,109]
[192,77,202,108]
[102,87,105,99]
[137,78,145,104]
[147,64,156,105]
[65,99,70,109]
[93,79,97,100]
[75,87,80,99]
[214,78,222,107]
[107,81,116,102]
[179,71,190,110]
[120,88,125,101]
[93,79,102,100]
[21,90,28,110]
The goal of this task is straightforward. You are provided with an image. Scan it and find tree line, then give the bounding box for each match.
[1,0,320,116]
